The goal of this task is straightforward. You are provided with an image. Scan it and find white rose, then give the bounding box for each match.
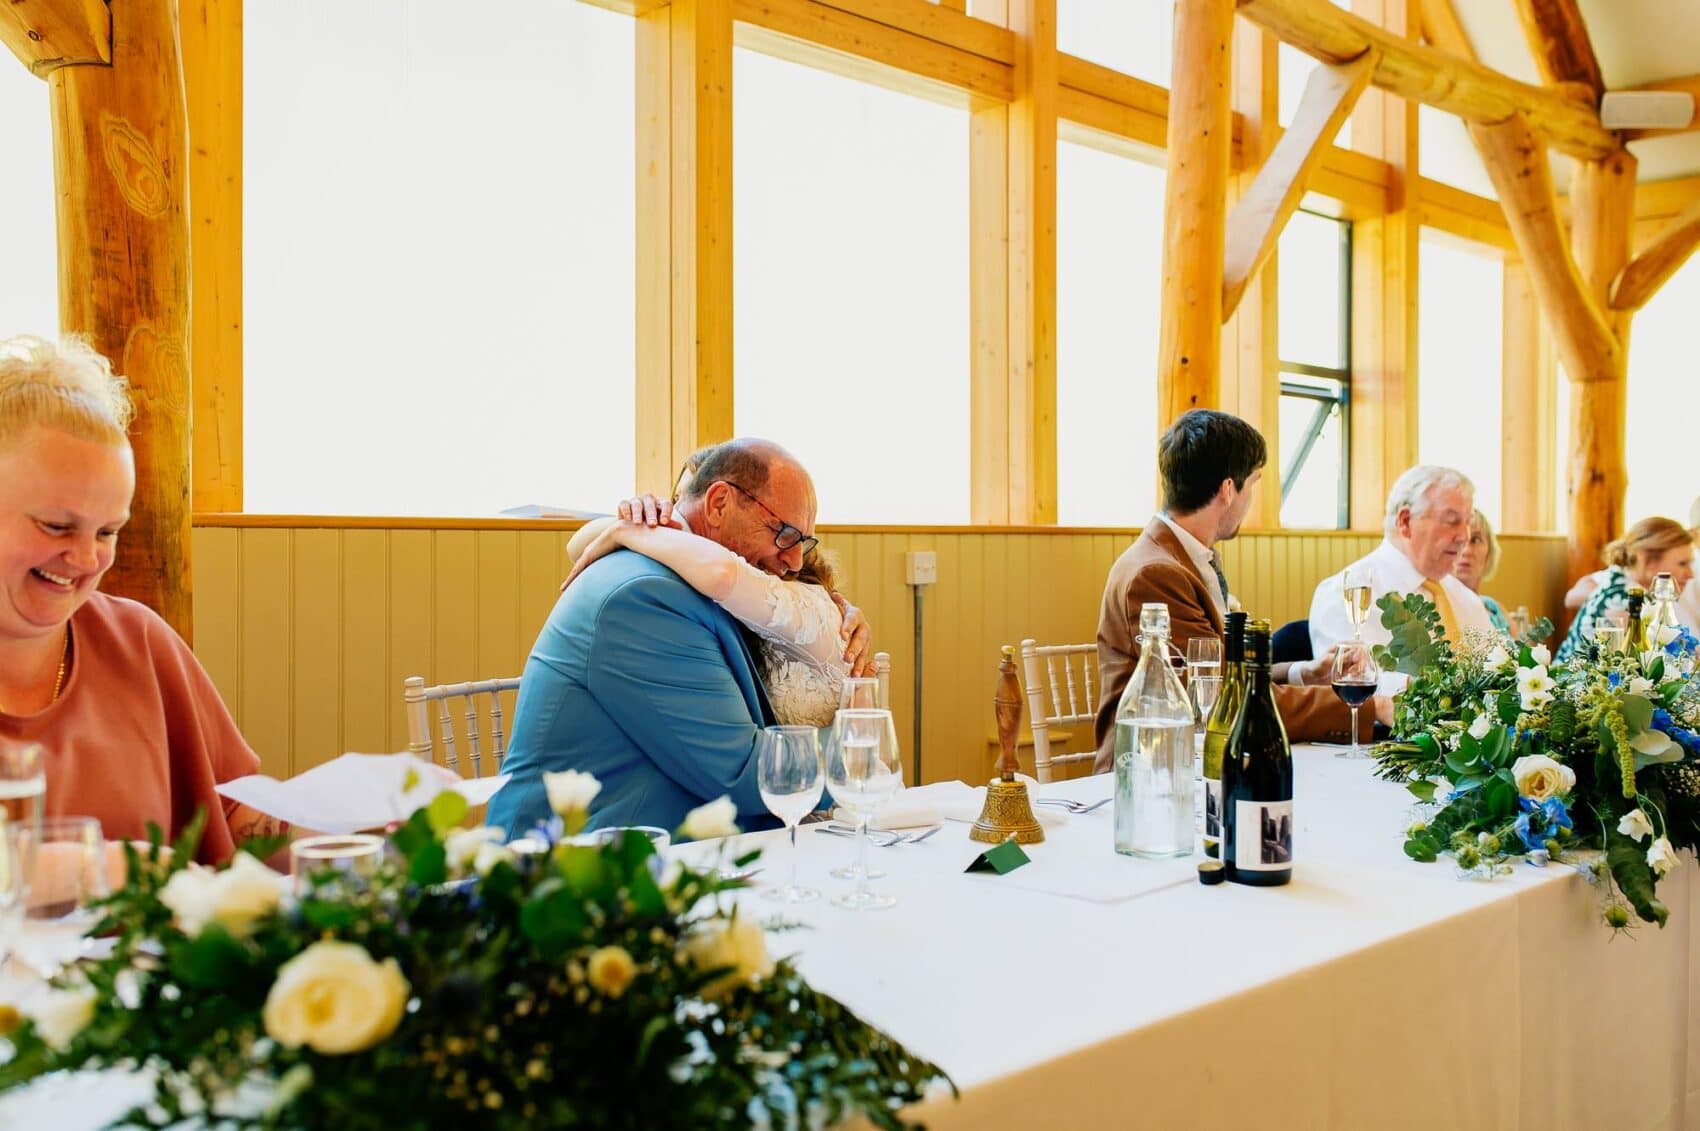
[1628,676,1656,697]
[1485,644,1511,670]
[159,865,217,936]
[263,941,410,1055]
[445,827,505,876]
[1618,808,1656,843]
[1647,837,1681,879]
[206,852,284,938]
[1658,625,1682,647]
[1531,644,1552,667]
[680,915,773,999]
[1468,714,1492,740]
[1511,754,1575,802]
[542,770,602,819]
[24,985,97,1050]
[679,796,740,842]
[472,841,515,877]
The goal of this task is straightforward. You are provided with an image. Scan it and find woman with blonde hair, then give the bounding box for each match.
[0,334,276,862]
[1453,510,1510,634]
[1556,516,1696,663]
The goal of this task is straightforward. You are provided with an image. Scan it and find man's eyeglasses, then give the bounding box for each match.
[722,481,819,556]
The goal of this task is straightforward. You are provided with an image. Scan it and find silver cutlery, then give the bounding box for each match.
[907,824,943,844]
[817,824,932,847]
[1034,797,1112,814]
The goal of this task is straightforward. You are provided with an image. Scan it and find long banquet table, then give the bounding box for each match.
[6,744,1700,1129]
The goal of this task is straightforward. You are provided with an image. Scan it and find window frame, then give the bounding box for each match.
[1276,211,1353,530]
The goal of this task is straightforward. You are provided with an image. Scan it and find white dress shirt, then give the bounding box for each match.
[1155,513,1229,619]
[1309,539,1493,695]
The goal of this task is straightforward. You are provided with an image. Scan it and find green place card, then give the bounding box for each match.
[965,839,1031,875]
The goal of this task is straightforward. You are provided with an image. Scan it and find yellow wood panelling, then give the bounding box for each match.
[192,524,1567,790]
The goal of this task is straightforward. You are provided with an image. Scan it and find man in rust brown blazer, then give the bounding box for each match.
[1093,410,1389,772]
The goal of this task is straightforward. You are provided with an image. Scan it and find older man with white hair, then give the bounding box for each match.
[1309,465,1493,693]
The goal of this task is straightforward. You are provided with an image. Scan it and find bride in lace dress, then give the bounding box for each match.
[563,486,871,730]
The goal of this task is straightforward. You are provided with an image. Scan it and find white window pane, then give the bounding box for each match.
[1056,142,1163,525]
[1625,260,1700,525]
[1278,211,1346,370]
[1278,43,1352,150]
[1553,374,1570,535]
[734,50,969,524]
[244,0,634,515]
[1277,385,1345,528]
[1055,0,1172,87]
[1417,232,1503,524]
[0,65,58,340]
[1419,104,1496,199]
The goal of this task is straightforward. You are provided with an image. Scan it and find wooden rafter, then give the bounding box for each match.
[1222,52,1374,319]
[0,0,109,76]
[1512,0,1604,96]
[1236,0,1617,160]
[1611,196,1700,311]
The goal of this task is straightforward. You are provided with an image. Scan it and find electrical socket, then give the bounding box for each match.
[905,551,937,587]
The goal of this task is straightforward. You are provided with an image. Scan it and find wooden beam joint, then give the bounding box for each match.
[0,0,110,77]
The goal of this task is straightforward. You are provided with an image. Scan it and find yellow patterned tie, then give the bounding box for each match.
[1418,579,1461,643]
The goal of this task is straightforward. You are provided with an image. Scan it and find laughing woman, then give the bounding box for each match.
[0,335,279,863]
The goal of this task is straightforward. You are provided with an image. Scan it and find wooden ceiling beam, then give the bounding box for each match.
[1512,0,1604,97]
[0,0,109,76]
[1237,0,1618,160]
[1611,196,1700,311]
[1222,51,1375,319]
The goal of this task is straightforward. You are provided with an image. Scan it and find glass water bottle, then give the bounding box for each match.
[1112,603,1197,858]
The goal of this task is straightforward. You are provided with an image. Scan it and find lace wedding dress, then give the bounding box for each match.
[720,557,850,728]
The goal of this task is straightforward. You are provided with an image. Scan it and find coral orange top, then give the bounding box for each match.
[0,592,261,863]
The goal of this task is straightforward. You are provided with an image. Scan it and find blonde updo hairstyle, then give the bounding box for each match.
[0,334,134,448]
[1468,509,1502,582]
[1604,517,1691,573]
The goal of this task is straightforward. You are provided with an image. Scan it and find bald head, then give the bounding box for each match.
[677,437,817,576]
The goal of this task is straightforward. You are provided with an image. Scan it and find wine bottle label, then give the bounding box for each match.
[1234,800,1293,871]
[1204,779,1222,843]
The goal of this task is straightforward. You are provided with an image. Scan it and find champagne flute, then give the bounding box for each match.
[0,743,45,845]
[824,708,902,911]
[757,726,824,903]
[839,677,881,711]
[1186,637,1223,724]
[1330,640,1380,759]
[1342,566,1372,642]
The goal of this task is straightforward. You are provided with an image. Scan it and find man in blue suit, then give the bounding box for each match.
[488,439,817,836]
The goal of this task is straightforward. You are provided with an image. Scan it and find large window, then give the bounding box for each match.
[1625,259,1700,525]
[1419,105,1496,199]
[243,0,635,515]
[1417,231,1503,523]
[1055,142,1164,525]
[1277,211,1351,528]
[0,65,58,340]
[733,50,970,524]
[1055,0,1172,87]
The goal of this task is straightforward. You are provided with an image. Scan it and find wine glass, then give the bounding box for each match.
[1596,609,1629,656]
[839,677,881,710]
[1186,637,1223,725]
[0,743,44,846]
[291,833,385,898]
[0,820,32,973]
[25,816,107,925]
[1330,640,1381,759]
[824,708,902,911]
[1342,565,1372,642]
[757,726,824,903]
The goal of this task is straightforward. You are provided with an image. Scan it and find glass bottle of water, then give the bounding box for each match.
[1646,573,1680,652]
[1112,603,1197,858]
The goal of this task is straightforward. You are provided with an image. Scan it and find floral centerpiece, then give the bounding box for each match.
[1371,593,1700,930]
[0,774,952,1128]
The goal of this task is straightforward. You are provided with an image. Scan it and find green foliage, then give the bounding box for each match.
[1371,592,1447,677]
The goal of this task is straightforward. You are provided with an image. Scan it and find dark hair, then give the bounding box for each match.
[1158,410,1267,515]
[680,438,773,501]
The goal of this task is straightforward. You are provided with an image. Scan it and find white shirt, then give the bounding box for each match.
[1155,513,1229,619]
[1309,539,1493,695]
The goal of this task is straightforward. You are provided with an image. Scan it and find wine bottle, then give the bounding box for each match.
[1626,585,1648,654]
[1199,611,1248,859]
[1221,620,1293,887]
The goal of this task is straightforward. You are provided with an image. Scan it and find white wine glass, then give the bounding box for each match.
[839,677,881,711]
[757,726,824,903]
[1330,641,1380,759]
[0,821,32,972]
[824,708,902,911]
[1342,565,1372,642]
[1186,636,1222,724]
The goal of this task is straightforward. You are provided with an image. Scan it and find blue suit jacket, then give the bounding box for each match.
[487,550,777,837]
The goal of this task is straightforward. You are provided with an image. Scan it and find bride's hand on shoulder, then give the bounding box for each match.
[831,592,874,675]
[617,493,680,529]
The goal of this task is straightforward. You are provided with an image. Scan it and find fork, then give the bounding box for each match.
[1034,797,1112,814]
[819,824,906,847]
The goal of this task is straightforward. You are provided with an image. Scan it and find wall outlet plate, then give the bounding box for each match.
[905,550,937,586]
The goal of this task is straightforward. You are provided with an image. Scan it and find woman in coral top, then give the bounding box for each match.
[0,335,277,863]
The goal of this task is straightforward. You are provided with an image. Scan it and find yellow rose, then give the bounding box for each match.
[679,915,772,1000]
[586,946,638,998]
[1511,755,1575,802]
[263,941,410,1054]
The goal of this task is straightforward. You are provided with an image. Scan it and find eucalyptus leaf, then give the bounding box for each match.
[1621,693,1655,733]
[1630,729,1683,767]
[1406,780,1437,802]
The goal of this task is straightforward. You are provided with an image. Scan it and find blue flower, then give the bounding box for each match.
[1609,672,1622,689]
[1513,797,1571,852]
[1667,627,1700,657]
[1539,796,1572,833]
[1514,811,1543,852]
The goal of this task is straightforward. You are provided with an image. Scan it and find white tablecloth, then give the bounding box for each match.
[8,746,1700,1129]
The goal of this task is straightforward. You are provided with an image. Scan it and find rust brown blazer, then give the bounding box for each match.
[1092,522,1363,772]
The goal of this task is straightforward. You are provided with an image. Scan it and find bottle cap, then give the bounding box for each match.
[1197,859,1225,885]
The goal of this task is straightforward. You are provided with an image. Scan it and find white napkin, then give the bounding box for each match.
[833,777,1068,829]
[215,752,508,834]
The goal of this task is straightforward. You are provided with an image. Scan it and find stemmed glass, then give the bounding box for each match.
[1342,565,1372,642]
[1330,640,1381,759]
[757,726,824,903]
[839,677,881,710]
[1186,637,1223,725]
[0,820,32,972]
[824,708,902,911]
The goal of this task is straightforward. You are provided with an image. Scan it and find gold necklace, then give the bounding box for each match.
[0,629,70,716]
